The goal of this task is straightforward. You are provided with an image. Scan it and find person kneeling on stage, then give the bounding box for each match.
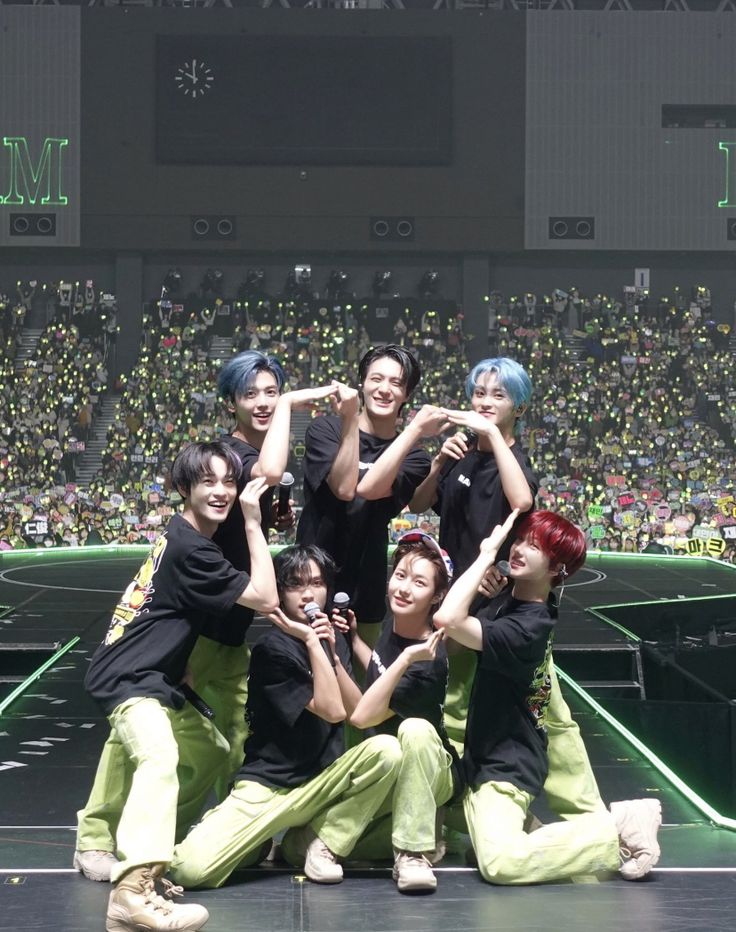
[169,545,401,890]
[434,509,662,885]
[81,442,278,932]
[343,531,463,894]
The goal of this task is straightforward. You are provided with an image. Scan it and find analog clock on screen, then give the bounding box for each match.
[174,59,214,99]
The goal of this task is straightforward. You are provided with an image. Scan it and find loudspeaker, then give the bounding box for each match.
[548,216,595,240]
[190,216,237,241]
[726,218,736,240]
[9,213,56,237]
[370,217,415,242]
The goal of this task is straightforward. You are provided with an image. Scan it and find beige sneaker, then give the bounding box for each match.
[106,865,209,932]
[304,833,343,884]
[610,799,662,880]
[281,826,343,883]
[392,851,437,893]
[74,848,119,882]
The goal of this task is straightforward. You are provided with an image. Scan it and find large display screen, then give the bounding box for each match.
[156,34,452,166]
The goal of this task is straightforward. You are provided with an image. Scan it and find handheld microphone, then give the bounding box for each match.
[278,471,294,517]
[303,600,321,623]
[496,560,511,577]
[304,600,336,668]
[331,592,351,615]
[180,683,215,720]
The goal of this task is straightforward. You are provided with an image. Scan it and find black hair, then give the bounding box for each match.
[357,343,422,399]
[171,441,245,498]
[273,544,337,606]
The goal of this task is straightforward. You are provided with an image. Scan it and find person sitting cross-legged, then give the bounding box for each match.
[168,544,401,890]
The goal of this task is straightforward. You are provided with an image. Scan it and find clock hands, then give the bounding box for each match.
[175,59,213,97]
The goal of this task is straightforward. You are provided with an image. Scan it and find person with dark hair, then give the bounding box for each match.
[169,544,401,890]
[75,355,338,880]
[342,531,463,894]
[76,442,278,932]
[435,509,662,885]
[297,344,447,635]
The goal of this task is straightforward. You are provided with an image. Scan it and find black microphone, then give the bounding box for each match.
[180,683,215,720]
[496,560,511,577]
[278,471,294,517]
[304,600,336,668]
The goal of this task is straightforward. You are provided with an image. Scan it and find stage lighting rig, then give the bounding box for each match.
[201,268,224,297]
[284,264,314,300]
[325,270,353,301]
[418,270,440,298]
[238,268,266,300]
[372,270,394,299]
[163,268,182,296]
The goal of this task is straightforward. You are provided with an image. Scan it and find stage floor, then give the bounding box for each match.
[1,550,735,930]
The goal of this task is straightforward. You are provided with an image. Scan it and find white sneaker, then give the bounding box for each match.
[610,798,662,880]
[392,851,437,893]
[304,832,343,884]
[73,848,119,882]
[281,825,343,883]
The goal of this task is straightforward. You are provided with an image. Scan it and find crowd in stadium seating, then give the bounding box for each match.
[0,279,733,563]
[0,282,115,549]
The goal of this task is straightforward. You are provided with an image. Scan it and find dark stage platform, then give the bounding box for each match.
[1,548,735,931]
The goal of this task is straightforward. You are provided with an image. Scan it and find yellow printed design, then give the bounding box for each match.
[526,637,553,731]
[104,535,168,646]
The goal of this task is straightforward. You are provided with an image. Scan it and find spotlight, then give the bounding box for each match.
[372,271,394,298]
[285,265,313,299]
[201,269,223,296]
[238,269,266,300]
[418,270,440,298]
[163,268,182,296]
[325,270,352,301]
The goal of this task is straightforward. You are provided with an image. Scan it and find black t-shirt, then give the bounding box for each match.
[85,514,249,716]
[436,442,538,579]
[297,415,431,623]
[205,434,274,647]
[463,596,555,798]
[364,619,464,799]
[238,626,353,789]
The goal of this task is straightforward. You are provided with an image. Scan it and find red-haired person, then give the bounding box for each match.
[434,510,662,885]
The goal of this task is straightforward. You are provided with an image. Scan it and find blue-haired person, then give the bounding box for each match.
[411,356,536,578]
[412,357,607,828]
[190,351,337,792]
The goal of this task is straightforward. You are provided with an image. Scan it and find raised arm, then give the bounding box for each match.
[434,509,520,650]
[357,405,448,501]
[268,608,345,723]
[443,410,534,513]
[252,383,338,486]
[235,477,279,613]
[324,383,361,500]
[350,630,444,729]
[409,430,470,513]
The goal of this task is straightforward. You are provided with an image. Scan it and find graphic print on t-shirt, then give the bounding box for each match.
[103,536,168,646]
[526,636,553,729]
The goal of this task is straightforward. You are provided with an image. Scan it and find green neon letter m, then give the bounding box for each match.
[2,137,69,206]
[718,141,736,208]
